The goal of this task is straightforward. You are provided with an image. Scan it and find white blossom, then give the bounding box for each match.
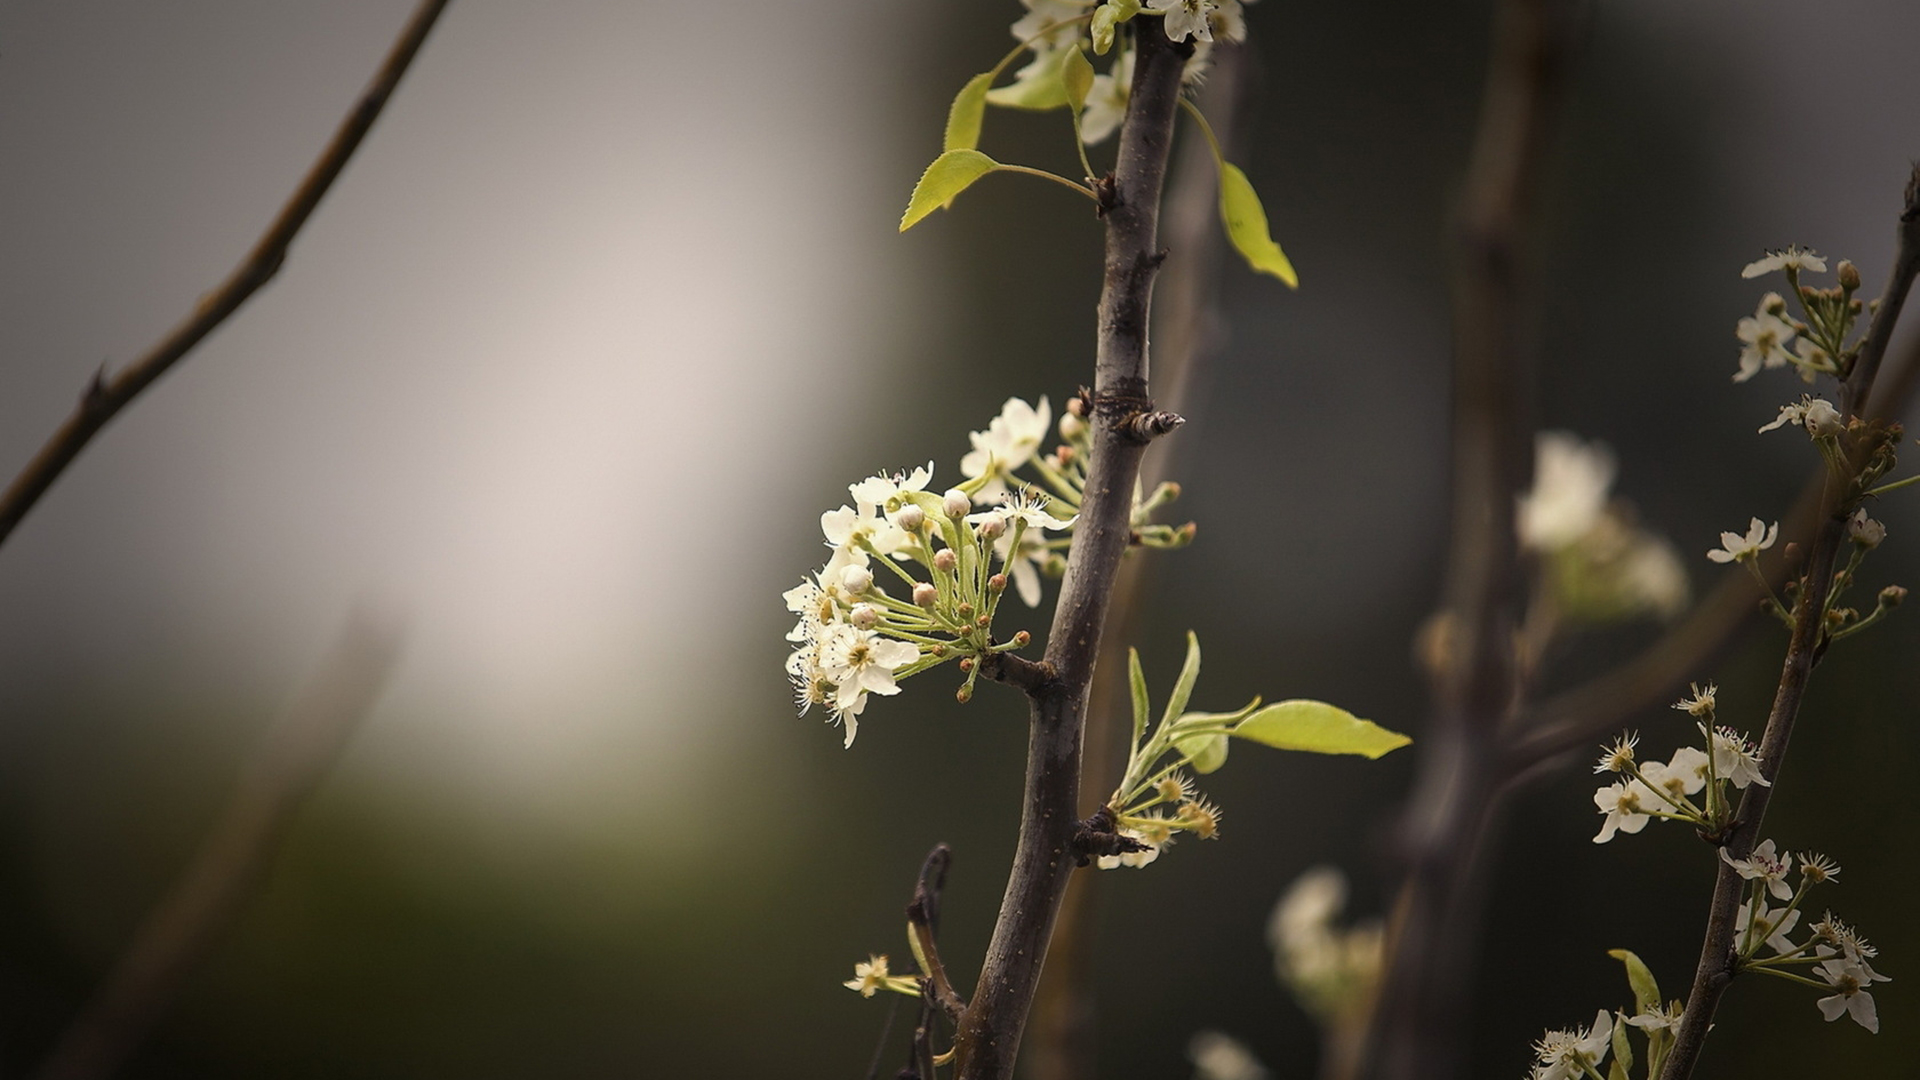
[1095,827,1163,869]
[1736,899,1802,954]
[1147,0,1216,43]
[1707,726,1770,789]
[1757,396,1842,438]
[1706,518,1777,564]
[1625,1001,1684,1037]
[1741,246,1827,280]
[1528,1011,1613,1080]
[961,396,1053,503]
[849,462,934,514]
[1848,509,1887,549]
[1816,958,1880,1033]
[1722,839,1793,901]
[1734,295,1798,382]
[1639,746,1709,802]
[1010,0,1087,48]
[1593,780,1656,843]
[1081,48,1133,146]
[1208,0,1256,43]
[1518,432,1616,550]
[1671,681,1717,717]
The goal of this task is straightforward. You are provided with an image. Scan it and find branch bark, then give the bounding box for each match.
[0,0,452,550]
[1358,2,1573,1078]
[32,613,403,1080]
[951,22,1193,1080]
[1657,164,1920,1080]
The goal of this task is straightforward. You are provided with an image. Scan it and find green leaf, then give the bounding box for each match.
[1090,5,1119,54]
[1607,949,1661,1016]
[1128,648,1150,751]
[900,150,999,232]
[1609,1012,1633,1080]
[1061,46,1094,114]
[1219,162,1299,288]
[1231,701,1410,758]
[1161,631,1202,729]
[985,47,1071,110]
[944,72,994,153]
[1176,731,1230,774]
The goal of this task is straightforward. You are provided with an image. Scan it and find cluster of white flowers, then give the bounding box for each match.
[997,0,1257,146]
[785,457,1070,748]
[1517,432,1688,622]
[1720,849,1889,1033]
[1590,684,1769,843]
[1733,247,1854,383]
[1268,866,1384,1023]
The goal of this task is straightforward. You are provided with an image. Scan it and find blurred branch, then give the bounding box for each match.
[32,612,405,1080]
[1502,325,1920,779]
[0,0,452,550]
[952,22,1193,1080]
[907,845,967,1024]
[1025,43,1248,1080]
[1358,1,1574,1078]
[1658,163,1920,1080]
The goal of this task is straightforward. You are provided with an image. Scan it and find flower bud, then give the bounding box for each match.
[850,603,880,630]
[1762,292,1788,316]
[977,517,1006,541]
[1066,395,1087,418]
[840,565,873,595]
[1881,585,1907,608]
[1838,260,1862,290]
[912,582,938,608]
[955,685,973,704]
[988,573,1008,594]
[894,505,926,532]
[1011,630,1031,646]
[1060,412,1086,441]
[933,548,958,573]
[958,657,973,672]
[943,489,971,518]
[1802,398,1844,439]
[1849,509,1886,549]
[957,603,975,619]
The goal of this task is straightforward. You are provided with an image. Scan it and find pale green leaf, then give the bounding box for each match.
[944,72,994,153]
[1090,5,1119,54]
[1607,949,1661,1016]
[900,150,999,232]
[1161,631,1202,729]
[1109,0,1141,17]
[1061,46,1094,114]
[1609,1012,1634,1080]
[1128,648,1150,751]
[985,48,1071,110]
[1219,162,1299,288]
[1176,731,1230,774]
[1231,700,1410,758]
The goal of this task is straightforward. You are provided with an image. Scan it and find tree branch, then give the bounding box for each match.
[31,612,404,1080]
[1658,164,1920,1080]
[0,0,452,550]
[951,22,1192,1080]
[906,845,968,1024]
[1359,2,1573,1078]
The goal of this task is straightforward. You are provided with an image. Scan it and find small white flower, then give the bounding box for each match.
[1809,913,1889,982]
[1188,1030,1268,1080]
[821,503,909,566]
[1722,839,1793,901]
[1592,780,1656,843]
[1758,396,1842,438]
[961,396,1053,503]
[1707,726,1771,789]
[1848,510,1887,549]
[1080,49,1134,146]
[1639,746,1709,802]
[1736,899,1802,954]
[1529,1011,1613,1080]
[1625,1001,1684,1037]
[1792,336,1833,376]
[1706,518,1777,564]
[1734,295,1798,383]
[1270,866,1348,951]
[1207,0,1253,44]
[1010,0,1088,48]
[1593,732,1638,774]
[1518,432,1616,550]
[1671,681,1717,717]
[1741,246,1827,280]
[1798,852,1841,885]
[966,488,1078,534]
[1147,0,1216,43]
[840,564,874,596]
[1094,827,1163,869]
[849,462,934,514]
[1816,958,1880,1033]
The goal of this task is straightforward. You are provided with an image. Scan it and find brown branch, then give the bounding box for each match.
[1502,331,1920,779]
[31,612,404,1080]
[1658,163,1920,1080]
[950,22,1192,1080]
[0,0,452,550]
[1357,2,1574,1079]
[906,845,967,1024]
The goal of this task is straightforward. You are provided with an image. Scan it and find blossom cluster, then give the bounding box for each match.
[999,0,1258,145]
[785,396,1192,749]
[1517,432,1688,623]
[1733,247,1863,384]
[1590,683,1766,843]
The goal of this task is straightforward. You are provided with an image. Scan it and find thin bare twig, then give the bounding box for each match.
[1358,2,1574,1078]
[951,22,1194,1080]
[1657,164,1920,1080]
[907,845,968,1024]
[31,612,405,1080]
[0,0,452,549]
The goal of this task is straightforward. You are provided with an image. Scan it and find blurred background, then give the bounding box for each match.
[2,0,1917,1076]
